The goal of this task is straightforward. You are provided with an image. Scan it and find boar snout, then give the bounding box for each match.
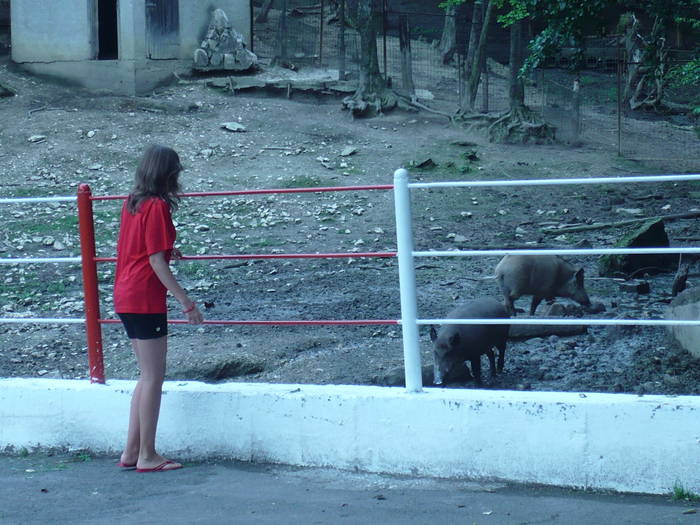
[567,268,591,308]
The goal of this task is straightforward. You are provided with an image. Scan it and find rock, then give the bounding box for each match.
[598,219,675,277]
[340,146,358,157]
[193,48,209,68]
[193,8,258,72]
[617,280,651,294]
[586,302,606,314]
[413,158,436,169]
[174,356,264,382]
[221,122,246,133]
[542,303,566,317]
[615,207,643,216]
[27,135,47,143]
[372,364,434,387]
[0,82,15,97]
[666,287,700,359]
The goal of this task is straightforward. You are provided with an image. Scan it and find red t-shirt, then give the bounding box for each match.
[113,197,176,314]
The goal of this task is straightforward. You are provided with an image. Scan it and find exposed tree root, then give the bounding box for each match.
[487,106,556,144]
[454,106,555,144]
[342,87,398,118]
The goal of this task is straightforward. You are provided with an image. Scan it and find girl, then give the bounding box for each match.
[114,144,203,473]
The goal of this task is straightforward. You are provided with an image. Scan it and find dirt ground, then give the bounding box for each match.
[1,53,700,395]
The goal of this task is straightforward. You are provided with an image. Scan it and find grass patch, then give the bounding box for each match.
[250,237,286,248]
[672,481,700,502]
[2,187,53,198]
[18,215,78,236]
[177,262,210,279]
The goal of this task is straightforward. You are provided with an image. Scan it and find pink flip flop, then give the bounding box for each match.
[136,460,183,473]
[117,462,136,470]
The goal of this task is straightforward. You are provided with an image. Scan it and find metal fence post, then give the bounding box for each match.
[393,169,423,393]
[77,184,105,384]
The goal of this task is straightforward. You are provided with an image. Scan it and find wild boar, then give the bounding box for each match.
[495,254,591,316]
[430,298,509,385]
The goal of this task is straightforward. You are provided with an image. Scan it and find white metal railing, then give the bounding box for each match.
[0,195,82,324]
[393,169,700,393]
[0,196,76,204]
[409,173,700,189]
[0,257,81,264]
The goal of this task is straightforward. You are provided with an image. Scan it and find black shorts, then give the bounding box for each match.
[117,313,168,340]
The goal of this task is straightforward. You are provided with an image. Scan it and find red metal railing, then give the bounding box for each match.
[77,184,106,384]
[77,183,396,384]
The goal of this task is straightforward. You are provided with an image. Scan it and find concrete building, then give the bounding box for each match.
[10,0,251,94]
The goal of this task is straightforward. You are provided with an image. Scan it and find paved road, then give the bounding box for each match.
[1,454,698,524]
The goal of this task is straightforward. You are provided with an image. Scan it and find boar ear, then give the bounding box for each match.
[575,268,585,284]
[430,326,438,342]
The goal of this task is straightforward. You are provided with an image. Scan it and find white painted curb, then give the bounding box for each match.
[1,378,698,495]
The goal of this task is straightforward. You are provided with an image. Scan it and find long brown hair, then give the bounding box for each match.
[126,144,182,214]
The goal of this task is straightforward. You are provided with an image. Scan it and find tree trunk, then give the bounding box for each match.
[273,0,289,65]
[438,6,457,64]
[256,0,275,23]
[399,14,415,99]
[508,19,525,111]
[342,0,396,117]
[460,0,493,113]
[338,0,346,79]
[622,15,668,112]
[487,19,556,144]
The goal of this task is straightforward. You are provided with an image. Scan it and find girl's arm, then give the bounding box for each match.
[149,251,203,324]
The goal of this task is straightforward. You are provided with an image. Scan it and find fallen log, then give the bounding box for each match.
[543,211,700,234]
[508,321,587,340]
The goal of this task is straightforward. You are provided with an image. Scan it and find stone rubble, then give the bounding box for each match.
[193,9,257,72]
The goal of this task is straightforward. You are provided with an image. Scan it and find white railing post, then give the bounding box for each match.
[393,168,423,392]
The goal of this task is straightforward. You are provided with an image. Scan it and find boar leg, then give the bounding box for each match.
[496,342,506,372]
[504,294,517,316]
[470,356,482,385]
[485,349,497,378]
[529,296,544,315]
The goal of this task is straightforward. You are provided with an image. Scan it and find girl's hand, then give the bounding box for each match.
[183,302,203,325]
[172,248,183,261]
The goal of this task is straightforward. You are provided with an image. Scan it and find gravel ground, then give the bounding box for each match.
[1,53,700,395]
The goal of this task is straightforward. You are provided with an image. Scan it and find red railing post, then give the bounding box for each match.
[77,184,105,384]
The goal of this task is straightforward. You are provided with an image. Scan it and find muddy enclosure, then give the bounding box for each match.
[1,54,700,395]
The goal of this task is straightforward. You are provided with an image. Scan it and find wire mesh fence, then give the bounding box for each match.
[250,1,698,165]
[618,60,699,168]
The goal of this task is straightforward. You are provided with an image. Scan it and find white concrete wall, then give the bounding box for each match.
[10,0,250,94]
[11,0,94,61]
[2,378,699,495]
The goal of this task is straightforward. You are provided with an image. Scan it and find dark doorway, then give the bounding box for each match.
[145,0,180,59]
[97,0,119,59]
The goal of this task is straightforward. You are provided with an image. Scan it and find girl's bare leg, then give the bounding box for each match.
[120,340,142,466]
[124,335,181,470]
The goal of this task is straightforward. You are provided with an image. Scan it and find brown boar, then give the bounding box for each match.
[495,254,591,316]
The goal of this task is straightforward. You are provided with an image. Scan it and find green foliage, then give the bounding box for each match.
[73,452,92,462]
[672,481,700,502]
[497,0,610,74]
[438,0,466,9]
[668,58,700,89]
